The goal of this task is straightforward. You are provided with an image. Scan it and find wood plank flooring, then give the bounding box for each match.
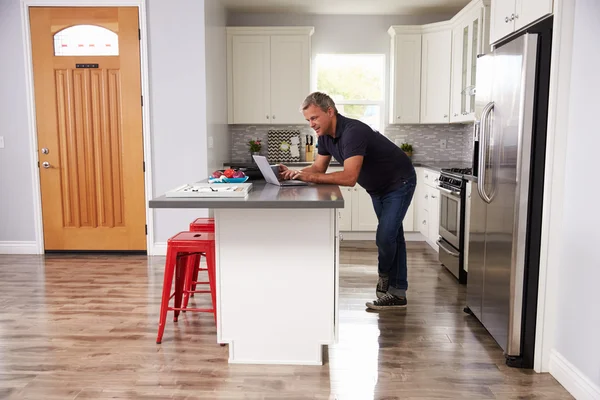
[0,242,571,399]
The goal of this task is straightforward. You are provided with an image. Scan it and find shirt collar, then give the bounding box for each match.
[333,114,346,141]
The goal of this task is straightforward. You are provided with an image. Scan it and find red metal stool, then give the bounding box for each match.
[184,218,215,307]
[156,231,216,344]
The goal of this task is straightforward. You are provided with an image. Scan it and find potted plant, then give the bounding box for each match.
[400,142,413,158]
[248,139,262,157]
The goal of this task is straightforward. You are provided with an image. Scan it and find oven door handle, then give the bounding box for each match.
[436,240,460,257]
[437,186,460,198]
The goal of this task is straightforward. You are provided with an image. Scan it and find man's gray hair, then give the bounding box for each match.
[301,92,338,114]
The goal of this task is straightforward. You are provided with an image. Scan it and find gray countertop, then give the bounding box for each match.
[412,160,472,172]
[149,181,344,209]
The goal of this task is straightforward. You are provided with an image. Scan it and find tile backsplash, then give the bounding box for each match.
[384,123,474,162]
[229,123,474,163]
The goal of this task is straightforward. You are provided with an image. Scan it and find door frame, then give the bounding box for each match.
[20,0,155,254]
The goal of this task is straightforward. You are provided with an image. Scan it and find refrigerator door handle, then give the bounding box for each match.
[477,101,494,204]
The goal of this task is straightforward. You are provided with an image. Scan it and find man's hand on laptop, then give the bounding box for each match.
[279,164,300,180]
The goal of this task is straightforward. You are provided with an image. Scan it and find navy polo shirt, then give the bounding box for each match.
[317,114,415,196]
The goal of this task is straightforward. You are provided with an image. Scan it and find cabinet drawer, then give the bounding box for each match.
[422,169,440,188]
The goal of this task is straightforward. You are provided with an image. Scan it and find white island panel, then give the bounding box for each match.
[215,208,339,365]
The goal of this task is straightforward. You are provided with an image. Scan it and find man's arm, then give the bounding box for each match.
[301,154,331,173]
[292,155,363,187]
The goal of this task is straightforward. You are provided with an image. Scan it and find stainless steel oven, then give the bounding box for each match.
[437,167,472,283]
[438,186,461,249]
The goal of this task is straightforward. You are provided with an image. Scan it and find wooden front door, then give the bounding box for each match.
[30,7,146,251]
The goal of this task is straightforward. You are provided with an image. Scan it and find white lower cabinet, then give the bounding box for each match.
[330,167,414,233]
[338,187,353,232]
[415,167,441,251]
[338,185,415,233]
[335,166,442,252]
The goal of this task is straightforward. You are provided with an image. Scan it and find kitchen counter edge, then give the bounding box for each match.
[149,182,344,209]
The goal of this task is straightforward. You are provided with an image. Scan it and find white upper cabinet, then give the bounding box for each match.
[227,27,314,125]
[230,35,270,124]
[420,28,452,124]
[490,0,553,44]
[389,0,491,125]
[269,35,310,124]
[388,29,422,124]
[450,2,490,123]
[515,0,553,30]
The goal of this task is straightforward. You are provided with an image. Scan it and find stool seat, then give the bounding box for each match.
[157,231,216,344]
[168,231,215,244]
[190,218,215,232]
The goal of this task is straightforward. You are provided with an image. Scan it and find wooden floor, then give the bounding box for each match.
[0,242,571,399]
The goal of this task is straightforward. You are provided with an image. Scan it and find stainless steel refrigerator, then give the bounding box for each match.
[466,17,552,369]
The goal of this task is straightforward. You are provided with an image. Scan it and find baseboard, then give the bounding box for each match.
[340,231,425,241]
[549,349,600,400]
[151,242,167,256]
[0,241,40,254]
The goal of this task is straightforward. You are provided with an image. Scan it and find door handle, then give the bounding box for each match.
[477,101,494,204]
[437,240,460,257]
[42,161,51,169]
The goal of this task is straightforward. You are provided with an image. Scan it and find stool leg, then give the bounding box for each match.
[157,245,176,344]
[190,254,201,296]
[173,255,186,322]
[182,254,196,310]
[206,247,217,325]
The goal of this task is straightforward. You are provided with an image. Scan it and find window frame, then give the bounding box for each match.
[313,53,386,132]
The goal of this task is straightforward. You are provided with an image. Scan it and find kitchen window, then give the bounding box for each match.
[314,54,385,132]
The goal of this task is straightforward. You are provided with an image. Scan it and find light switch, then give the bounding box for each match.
[439,139,447,149]
[0,136,4,149]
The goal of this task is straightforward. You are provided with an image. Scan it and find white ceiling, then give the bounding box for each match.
[220,0,470,15]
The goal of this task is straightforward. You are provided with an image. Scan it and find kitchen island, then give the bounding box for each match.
[149,182,344,365]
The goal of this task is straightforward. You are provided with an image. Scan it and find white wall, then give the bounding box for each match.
[146,0,210,245]
[227,13,453,126]
[549,0,600,397]
[204,0,229,175]
[0,0,38,246]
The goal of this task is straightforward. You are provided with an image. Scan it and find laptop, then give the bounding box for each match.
[252,155,309,186]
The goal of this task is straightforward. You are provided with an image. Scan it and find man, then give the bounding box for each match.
[279,92,416,310]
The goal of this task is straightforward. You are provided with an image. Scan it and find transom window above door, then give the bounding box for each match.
[53,25,119,56]
[315,54,385,132]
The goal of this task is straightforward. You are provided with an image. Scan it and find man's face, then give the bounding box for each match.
[303,104,333,136]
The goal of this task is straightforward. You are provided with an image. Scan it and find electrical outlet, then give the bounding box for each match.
[440,139,447,149]
[0,136,4,149]
[208,136,213,149]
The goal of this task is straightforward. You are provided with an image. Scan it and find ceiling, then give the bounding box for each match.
[219,0,470,15]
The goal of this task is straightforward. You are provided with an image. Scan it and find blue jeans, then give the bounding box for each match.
[370,175,416,298]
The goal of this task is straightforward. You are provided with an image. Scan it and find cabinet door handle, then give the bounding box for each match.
[272,115,276,120]
[505,16,509,23]
[397,116,401,119]
[443,114,448,118]
[266,115,269,119]
[510,13,515,21]
[454,113,458,117]
[431,194,437,199]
